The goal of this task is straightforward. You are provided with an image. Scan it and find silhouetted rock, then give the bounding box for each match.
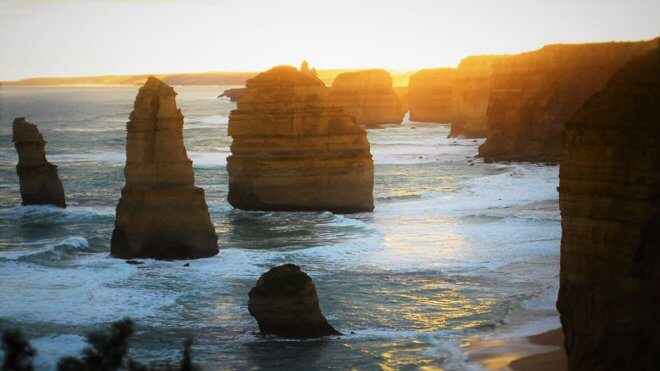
[408,68,454,123]
[218,88,246,102]
[12,118,66,208]
[111,77,218,260]
[300,60,318,79]
[557,48,660,369]
[248,264,340,339]
[449,55,507,138]
[227,66,374,212]
[329,69,404,127]
[1,328,35,371]
[479,39,658,163]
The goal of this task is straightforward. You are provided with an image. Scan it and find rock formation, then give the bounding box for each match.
[300,60,318,79]
[328,69,404,127]
[218,87,246,102]
[248,264,340,338]
[557,48,659,369]
[479,39,658,163]
[227,65,374,213]
[408,68,454,123]
[12,118,66,208]
[111,76,218,260]
[393,86,409,114]
[449,55,507,138]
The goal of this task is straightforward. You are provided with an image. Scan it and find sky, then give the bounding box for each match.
[0,0,659,80]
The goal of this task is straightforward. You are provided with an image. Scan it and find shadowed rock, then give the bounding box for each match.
[557,48,660,369]
[408,68,454,123]
[248,264,341,339]
[227,65,374,213]
[218,88,246,102]
[12,118,66,208]
[111,76,218,260]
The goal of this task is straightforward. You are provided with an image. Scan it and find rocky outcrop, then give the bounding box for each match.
[12,118,66,208]
[557,48,659,369]
[227,65,374,213]
[449,55,507,138]
[111,77,218,260]
[328,69,404,127]
[300,60,318,79]
[393,87,409,114]
[408,68,454,123]
[248,264,340,338]
[479,39,658,163]
[218,88,246,102]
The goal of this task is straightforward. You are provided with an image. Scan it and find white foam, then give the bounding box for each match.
[31,334,87,371]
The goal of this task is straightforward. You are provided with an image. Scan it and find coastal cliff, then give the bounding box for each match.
[479,39,658,163]
[449,55,507,138]
[227,65,374,212]
[111,77,218,259]
[12,118,66,208]
[557,49,660,369]
[408,68,454,123]
[218,88,246,102]
[328,69,404,127]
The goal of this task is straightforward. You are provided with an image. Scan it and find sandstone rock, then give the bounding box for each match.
[218,87,246,102]
[227,65,374,212]
[300,60,318,79]
[12,118,66,208]
[393,86,409,114]
[328,69,404,127]
[557,48,660,369]
[449,55,507,138]
[479,39,658,163]
[408,68,454,123]
[248,264,340,338]
[111,77,218,260]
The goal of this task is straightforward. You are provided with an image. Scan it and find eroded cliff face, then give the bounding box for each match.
[408,68,454,123]
[227,65,374,213]
[218,87,246,102]
[479,39,658,163]
[557,48,660,369]
[12,118,66,207]
[111,77,218,260]
[328,69,404,127]
[449,55,507,138]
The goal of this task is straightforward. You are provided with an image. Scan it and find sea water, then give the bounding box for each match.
[0,86,560,370]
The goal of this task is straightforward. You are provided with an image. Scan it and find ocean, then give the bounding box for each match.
[0,85,561,370]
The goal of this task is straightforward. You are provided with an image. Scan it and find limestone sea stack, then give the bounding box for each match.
[248,264,340,338]
[111,77,218,260]
[479,39,658,163]
[449,55,507,138]
[12,118,66,208]
[557,49,659,369]
[227,65,374,213]
[328,69,404,127]
[408,68,454,123]
[218,87,246,102]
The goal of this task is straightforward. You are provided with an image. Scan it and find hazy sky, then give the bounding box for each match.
[0,0,658,80]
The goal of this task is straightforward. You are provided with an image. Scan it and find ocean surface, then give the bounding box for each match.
[0,86,561,370]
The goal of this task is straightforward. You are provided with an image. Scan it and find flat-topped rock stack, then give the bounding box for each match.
[227,65,374,213]
[12,118,66,208]
[408,68,455,123]
[328,69,404,127]
[479,39,658,163]
[111,77,218,260]
[449,55,507,138]
[558,49,660,370]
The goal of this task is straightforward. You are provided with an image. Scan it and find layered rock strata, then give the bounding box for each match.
[12,118,66,207]
[248,264,341,338]
[227,65,374,212]
[111,77,218,260]
[328,69,404,127]
[218,88,246,102]
[557,49,660,369]
[449,55,507,138]
[479,39,658,163]
[408,68,454,123]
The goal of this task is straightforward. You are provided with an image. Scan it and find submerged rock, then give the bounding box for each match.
[12,118,66,208]
[479,38,658,163]
[557,48,660,369]
[218,87,246,102]
[111,76,218,260]
[227,65,374,213]
[248,264,340,338]
[328,69,404,127]
[408,68,454,123]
